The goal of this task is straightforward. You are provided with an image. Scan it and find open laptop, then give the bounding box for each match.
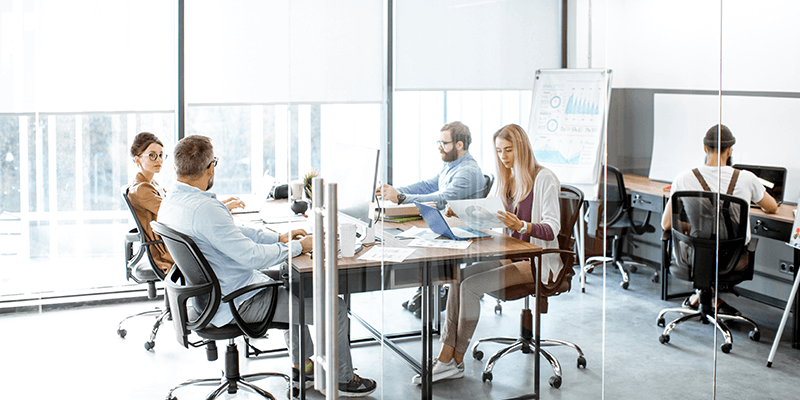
[414,202,490,240]
[733,164,787,205]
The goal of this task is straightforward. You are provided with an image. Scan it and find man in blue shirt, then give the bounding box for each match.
[158,135,376,397]
[376,121,485,210]
[376,121,486,316]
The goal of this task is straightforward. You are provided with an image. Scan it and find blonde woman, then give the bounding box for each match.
[413,123,562,384]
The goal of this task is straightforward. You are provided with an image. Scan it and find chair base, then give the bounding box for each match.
[471,335,586,389]
[585,256,659,289]
[656,305,761,353]
[166,340,290,400]
[117,307,169,351]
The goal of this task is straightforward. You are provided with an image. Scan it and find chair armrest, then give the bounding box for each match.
[225,280,285,338]
[222,280,285,304]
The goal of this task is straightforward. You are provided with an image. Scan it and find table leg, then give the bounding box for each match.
[421,265,433,400]
[298,274,307,400]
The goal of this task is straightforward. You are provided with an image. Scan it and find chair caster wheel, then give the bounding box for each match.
[657,318,665,328]
[721,343,732,354]
[494,305,502,314]
[577,356,587,368]
[118,328,127,338]
[549,376,562,388]
[749,330,760,342]
[585,266,595,274]
[628,265,638,273]
[473,350,484,361]
[652,274,659,283]
[144,341,155,351]
[620,281,629,290]
[482,371,492,382]
[659,334,670,344]
[401,300,409,309]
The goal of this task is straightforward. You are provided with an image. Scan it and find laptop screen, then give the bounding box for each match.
[733,164,786,204]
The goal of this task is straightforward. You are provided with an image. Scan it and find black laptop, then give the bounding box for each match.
[733,164,787,205]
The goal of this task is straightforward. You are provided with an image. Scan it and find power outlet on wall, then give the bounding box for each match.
[779,259,795,275]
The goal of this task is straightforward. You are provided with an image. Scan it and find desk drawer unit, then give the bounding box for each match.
[750,214,791,242]
[630,191,665,213]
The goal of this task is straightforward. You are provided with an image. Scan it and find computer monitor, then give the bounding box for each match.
[328,143,380,227]
[733,164,787,205]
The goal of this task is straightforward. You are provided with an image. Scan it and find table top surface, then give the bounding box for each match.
[238,200,542,274]
[624,174,795,224]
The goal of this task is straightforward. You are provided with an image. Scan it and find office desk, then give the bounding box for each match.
[246,203,543,400]
[624,174,800,348]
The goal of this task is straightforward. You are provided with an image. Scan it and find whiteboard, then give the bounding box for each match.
[650,93,800,201]
[528,69,612,194]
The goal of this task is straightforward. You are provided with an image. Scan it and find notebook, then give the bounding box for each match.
[733,164,787,205]
[414,202,490,241]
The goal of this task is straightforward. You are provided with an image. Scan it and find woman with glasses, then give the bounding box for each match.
[128,132,176,274]
[412,123,562,384]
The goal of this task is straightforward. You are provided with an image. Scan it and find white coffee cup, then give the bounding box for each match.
[339,223,357,258]
[290,180,304,200]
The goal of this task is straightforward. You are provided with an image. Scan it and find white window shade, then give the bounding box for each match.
[0,0,175,113]
[396,0,562,91]
[185,0,383,105]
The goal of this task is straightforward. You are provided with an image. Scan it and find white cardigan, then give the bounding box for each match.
[514,168,563,284]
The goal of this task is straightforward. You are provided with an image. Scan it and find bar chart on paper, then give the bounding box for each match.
[528,69,612,185]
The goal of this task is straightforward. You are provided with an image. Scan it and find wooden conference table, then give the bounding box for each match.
[247,202,543,400]
[624,174,800,348]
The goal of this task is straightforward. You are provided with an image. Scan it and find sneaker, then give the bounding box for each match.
[682,296,698,310]
[716,300,742,317]
[338,374,377,397]
[292,365,314,390]
[411,359,465,385]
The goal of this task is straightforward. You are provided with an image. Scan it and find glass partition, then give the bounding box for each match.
[0,0,176,300]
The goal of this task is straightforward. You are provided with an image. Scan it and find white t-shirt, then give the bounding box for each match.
[669,165,766,242]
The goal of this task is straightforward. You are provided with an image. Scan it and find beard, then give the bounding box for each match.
[441,146,459,162]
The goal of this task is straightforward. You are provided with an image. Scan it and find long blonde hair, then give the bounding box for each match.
[492,124,542,208]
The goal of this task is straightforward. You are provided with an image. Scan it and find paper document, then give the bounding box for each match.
[447,197,507,230]
[407,238,471,249]
[358,246,415,262]
[395,226,440,240]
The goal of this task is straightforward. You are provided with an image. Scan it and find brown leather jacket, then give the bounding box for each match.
[128,172,175,274]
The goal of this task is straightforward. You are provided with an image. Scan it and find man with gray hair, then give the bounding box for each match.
[158,135,376,397]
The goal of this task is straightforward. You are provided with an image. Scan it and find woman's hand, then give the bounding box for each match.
[444,205,457,218]
[497,210,525,232]
[222,197,245,211]
[279,229,309,243]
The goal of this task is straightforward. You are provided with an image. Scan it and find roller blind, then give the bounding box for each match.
[185,0,383,104]
[0,0,175,113]
[396,0,561,91]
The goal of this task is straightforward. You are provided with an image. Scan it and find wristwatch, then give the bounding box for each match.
[396,193,407,204]
[516,221,528,234]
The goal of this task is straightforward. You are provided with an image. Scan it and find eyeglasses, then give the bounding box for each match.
[436,140,453,148]
[140,152,167,162]
[207,157,219,169]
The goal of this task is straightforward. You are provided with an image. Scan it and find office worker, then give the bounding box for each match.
[128,132,176,274]
[375,121,485,210]
[158,135,376,397]
[129,133,245,273]
[412,124,562,384]
[661,124,778,316]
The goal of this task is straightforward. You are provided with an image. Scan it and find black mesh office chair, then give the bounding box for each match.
[585,166,658,289]
[152,221,290,400]
[483,173,495,198]
[117,185,170,351]
[471,185,585,388]
[656,191,760,353]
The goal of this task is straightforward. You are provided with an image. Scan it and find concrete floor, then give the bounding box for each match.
[3,266,800,400]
